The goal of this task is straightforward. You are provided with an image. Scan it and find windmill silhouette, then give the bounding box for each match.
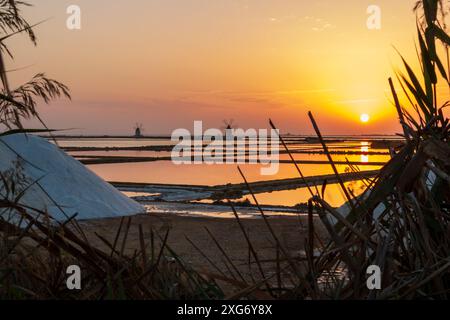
[134,123,144,138]
[221,119,238,133]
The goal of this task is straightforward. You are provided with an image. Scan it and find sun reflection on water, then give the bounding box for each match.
[360,142,369,163]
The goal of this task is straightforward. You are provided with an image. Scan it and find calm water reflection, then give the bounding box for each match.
[59,138,387,208]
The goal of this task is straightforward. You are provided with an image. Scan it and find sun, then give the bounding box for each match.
[360,113,370,123]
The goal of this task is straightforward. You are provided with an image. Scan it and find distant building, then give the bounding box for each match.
[134,124,143,138]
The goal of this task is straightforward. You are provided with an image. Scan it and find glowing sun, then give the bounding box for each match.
[360,113,370,123]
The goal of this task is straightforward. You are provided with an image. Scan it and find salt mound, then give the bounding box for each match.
[0,133,145,221]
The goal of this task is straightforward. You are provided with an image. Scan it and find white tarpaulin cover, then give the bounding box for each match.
[0,133,145,221]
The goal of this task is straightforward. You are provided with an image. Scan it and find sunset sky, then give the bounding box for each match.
[7,0,438,135]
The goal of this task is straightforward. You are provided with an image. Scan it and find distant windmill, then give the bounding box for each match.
[134,123,144,138]
[221,119,238,133]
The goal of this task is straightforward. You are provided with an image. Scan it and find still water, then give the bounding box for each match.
[60,138,389,208]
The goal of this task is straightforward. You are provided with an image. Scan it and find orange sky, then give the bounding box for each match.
[6,0,441,135]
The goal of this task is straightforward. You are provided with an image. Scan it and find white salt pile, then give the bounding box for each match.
[0,133,145,221]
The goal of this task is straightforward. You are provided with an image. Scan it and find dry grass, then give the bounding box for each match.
[0,202,224,299]
[186,0,450,299]
[0,0,449,300]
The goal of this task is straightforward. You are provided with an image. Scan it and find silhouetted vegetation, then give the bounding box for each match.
[0,0,448,300]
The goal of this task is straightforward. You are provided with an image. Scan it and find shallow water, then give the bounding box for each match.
[57,137,388,210]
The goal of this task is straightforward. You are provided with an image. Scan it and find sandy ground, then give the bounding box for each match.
[79,212,327,283]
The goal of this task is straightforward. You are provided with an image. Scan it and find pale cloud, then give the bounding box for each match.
[267,13,336,31]
[334,98,378,105]
[302,15,336,32]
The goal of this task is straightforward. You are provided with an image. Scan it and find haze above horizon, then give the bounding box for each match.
[8,0,438,135]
